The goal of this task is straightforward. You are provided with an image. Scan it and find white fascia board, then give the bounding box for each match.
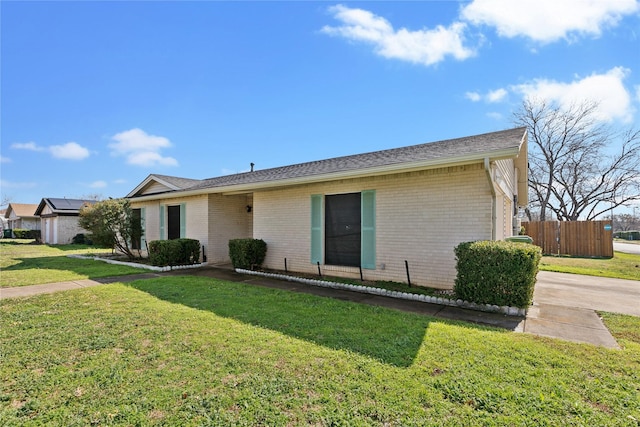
[127,147,520,202]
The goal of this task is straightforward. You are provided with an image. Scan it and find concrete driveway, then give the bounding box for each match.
[534,271,640,316]
[613,241,640,255]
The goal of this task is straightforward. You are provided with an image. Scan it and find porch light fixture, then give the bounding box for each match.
[246,205,252,213]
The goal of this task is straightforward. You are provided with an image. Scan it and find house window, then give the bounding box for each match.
[131,209,142,250]
[160,203,185,240]
[131,208,146,249]
[167,205,181,240]
[311,191,375,269]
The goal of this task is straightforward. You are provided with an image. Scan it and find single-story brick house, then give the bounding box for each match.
[4,203,40,233]
[35,198,95,244]
[127,127,528,289]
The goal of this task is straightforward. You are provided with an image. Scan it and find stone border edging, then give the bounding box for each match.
[68,254,204,272]
[236,268,527,317]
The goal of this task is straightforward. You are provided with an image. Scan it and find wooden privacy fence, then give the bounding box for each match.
[521,220,613,258]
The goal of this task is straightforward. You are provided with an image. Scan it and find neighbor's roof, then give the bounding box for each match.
[35,198,96,216]
[4,203,39,218]
[128,127,527,200]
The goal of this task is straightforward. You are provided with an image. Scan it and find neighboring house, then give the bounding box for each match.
[35,198,95,245]
[4,203,40,233]
[126,127,528,289]
[0,210,8,236]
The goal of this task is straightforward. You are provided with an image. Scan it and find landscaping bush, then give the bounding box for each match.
[614,230,640,241]
[12,229,41,240]
[148,238,201,267]
[454,240,542,309]
[72,233,93,245]
[228,238,267,270]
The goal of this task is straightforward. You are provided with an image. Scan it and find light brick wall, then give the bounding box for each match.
[254,163,492,289]
[56,216,88,244]
[131,195,209,259]
[207,193,253,263]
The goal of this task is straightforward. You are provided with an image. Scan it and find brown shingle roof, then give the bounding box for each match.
[5,203,38,218]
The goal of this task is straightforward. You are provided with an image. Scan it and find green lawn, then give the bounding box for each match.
[1,276,639,426]
[0,240,147,288]
[539,251,640,281]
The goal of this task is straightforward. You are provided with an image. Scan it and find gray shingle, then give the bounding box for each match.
[185,127,526,191]
[151,174,202,190]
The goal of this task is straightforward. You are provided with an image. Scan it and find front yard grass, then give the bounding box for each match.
[540,251,640,281]
[1,276,639,426]
[0,240,147,288]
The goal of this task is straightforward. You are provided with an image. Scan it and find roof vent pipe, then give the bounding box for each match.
[250,162,255,172]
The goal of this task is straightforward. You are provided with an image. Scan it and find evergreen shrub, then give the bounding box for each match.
[454,240,541,309]
[228,238,267,270]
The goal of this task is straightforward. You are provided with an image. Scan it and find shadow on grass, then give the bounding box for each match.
[0,240,108,251]
[2,255,144,286]
[127,277,483,368]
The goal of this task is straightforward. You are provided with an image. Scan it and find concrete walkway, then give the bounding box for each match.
[0,273,164,299]
[2,267,633,348]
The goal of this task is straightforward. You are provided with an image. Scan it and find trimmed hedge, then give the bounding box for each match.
[12,229,41,240]
[454,240,542,309]
[228,238,267,270]
[614,230,639,240]
[148,238,201,267]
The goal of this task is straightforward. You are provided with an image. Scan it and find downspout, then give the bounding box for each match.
[484,158,496,241]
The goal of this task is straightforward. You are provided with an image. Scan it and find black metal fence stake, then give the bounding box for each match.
[284,258,288,273]
[317,261,322,277]
[405,260,411,287]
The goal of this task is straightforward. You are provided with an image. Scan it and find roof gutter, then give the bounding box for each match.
[484,157,496,241]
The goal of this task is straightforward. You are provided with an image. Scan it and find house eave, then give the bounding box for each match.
[128,147,520,202]
[126,175,183,198]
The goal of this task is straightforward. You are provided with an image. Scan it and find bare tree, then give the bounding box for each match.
[1,194,13,209]
[514,99,640,221]
[611,213,640,232]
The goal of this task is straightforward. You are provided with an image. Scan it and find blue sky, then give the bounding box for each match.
[2,1,639,206]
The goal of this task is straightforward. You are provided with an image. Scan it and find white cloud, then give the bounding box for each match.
[11,140,90,160]
[465,91,481,102]
[113,179,127,184]
[322,4,475,66]
[109,128,178,167]
[0,179,37,189]
[461,0,639,43]
[89,180,107,189]
[109,128,171,154]
[11,142,45,151]
[465,88,508,103]
[486,88,508,103]
[635,85,640,102]
[512,67,635,122]
[127,151,178,167]
[0,156,10,163]
[49,142,90,160]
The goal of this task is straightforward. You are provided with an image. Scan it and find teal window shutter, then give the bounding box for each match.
[179,203,186,238]
[361,190,376,269]
[159,204,165,240]
[140,207,146,248]
[310,194,323,264]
